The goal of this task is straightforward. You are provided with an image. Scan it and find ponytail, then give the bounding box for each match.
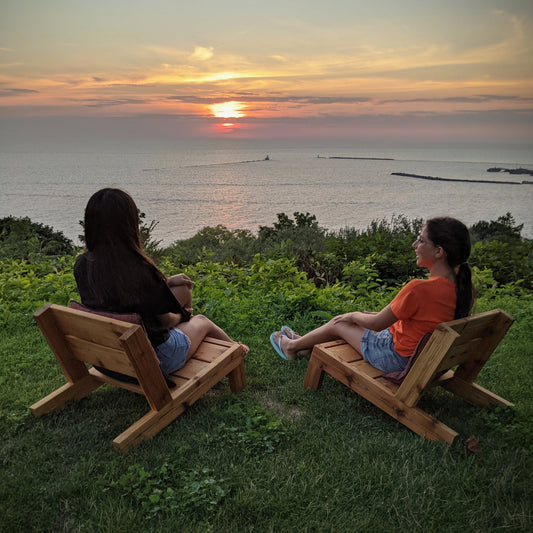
[454,262,473,319]
[426,217,474,319]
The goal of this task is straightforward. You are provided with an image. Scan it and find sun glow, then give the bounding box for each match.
[210,101,246,118]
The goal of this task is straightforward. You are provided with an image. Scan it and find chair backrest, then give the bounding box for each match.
[34,303,172,409]
[396,309,514,406]
[69,299,142,326]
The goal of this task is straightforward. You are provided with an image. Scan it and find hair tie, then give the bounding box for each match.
[461,261,469,266]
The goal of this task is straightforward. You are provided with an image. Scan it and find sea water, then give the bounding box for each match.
[1,138,532,245]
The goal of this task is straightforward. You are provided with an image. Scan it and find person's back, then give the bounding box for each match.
[75,187,248,377]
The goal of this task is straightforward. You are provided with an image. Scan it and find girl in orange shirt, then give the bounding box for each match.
[270,217,473,373]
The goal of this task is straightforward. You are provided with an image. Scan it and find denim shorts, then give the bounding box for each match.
[155,328,191,375]
[360,328,408,374]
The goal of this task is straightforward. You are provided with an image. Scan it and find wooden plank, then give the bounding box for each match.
[29,374,102,415]
[303,354,325,390]
[375,376,400,394]
[229,360,246,393]
[120,326,172,411]
[65,335,137,376]
[454,312,514,383]
[191,339,228,363]
[173,358,210,379]
[50,306,135,350]
[435,342,481,373]
[447,309,507,335]
[437,373,513,406]
[395,327,458,407]
[170,350,243,405]
[330,344,363,363]
[89,367,144,394]
[349,359,383,378]
[165,375,189,388]
[33,304,90,383]
[311,342,379,377]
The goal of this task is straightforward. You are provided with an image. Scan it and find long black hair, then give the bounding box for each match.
[82,188,164,304]
[426,216,473,319]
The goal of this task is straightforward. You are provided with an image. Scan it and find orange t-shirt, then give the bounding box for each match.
[389,276,456,357]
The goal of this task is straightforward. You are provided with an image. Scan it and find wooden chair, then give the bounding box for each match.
[303,309,514,444]
[30,303,246,451]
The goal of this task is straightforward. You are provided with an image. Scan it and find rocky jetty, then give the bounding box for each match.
[391,172,524,185]
[487,167,533,176]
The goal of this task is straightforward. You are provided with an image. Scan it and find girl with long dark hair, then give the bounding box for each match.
[270,216,473,373]
[74,188,248,376]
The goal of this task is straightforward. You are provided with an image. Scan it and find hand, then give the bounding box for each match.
[331,312,356,325]
[168,273,194,289]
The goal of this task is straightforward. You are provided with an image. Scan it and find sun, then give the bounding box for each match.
[209,101,246,118]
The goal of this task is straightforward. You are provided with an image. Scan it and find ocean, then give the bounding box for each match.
[1,138,532,245]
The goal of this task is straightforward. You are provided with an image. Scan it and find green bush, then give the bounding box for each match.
[0,216,74,260]
[470,212,523,243]
[0,256,78,325]
[325,215,424,285]
[165,225,258,264]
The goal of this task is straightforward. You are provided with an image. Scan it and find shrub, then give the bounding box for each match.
[470,212,523,243]
[469,213,532,289]
[165,225,258,264]
[325,215,424,285]
[257,212,327,256]
[0,216,74,260]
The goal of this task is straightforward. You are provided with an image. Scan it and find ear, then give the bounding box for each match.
[434,245,446,260]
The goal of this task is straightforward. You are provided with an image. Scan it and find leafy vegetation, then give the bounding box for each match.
[1,212,532,532]
[0,216,74,260]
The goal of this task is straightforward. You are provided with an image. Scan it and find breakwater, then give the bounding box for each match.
[326,156,394,161]
[390,172,529,185]
[488,167,533,176]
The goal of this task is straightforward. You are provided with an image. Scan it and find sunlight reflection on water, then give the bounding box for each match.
[1,142,532,244]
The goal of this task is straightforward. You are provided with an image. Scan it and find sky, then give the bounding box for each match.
[1,0,533,143]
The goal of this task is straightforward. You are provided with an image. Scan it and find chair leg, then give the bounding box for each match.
[304,355,325,390]
[30,375,103,416]
[113,402,187,452]
[438,373,513,407]
[228,360,246,393]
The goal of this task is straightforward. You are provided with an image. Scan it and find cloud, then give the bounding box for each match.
[0,87,39,97]
[380,95,533,105]
[167,94,371,105]
[190,46,214,61]
[82,98,149,108]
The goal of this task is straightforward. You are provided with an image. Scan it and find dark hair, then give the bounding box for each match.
[425,216,473,319]
[85,188,142,254]
[83,188,163,303]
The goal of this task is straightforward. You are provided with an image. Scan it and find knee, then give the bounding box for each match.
[326,319,341,335]
[190,314,212,330]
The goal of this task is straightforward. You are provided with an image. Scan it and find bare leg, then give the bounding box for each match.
[176,315,249,359]
[277,319,365,360]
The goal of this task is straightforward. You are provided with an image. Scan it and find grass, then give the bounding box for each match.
[1,290,532,532]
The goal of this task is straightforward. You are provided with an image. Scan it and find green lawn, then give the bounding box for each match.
[1,263,532,532]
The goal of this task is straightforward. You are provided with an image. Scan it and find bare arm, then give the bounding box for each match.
[332,304,397,332]
[157,312,183,329]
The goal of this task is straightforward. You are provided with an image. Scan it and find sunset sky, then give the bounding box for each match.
[1,0,532,142]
